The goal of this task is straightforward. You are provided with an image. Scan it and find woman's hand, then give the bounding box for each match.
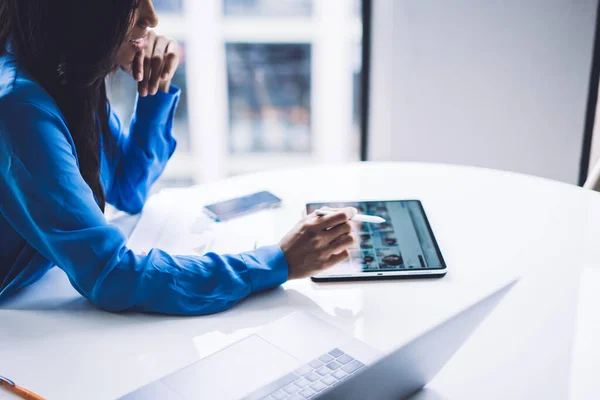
[122,31,180,97]
[279,207,357,280]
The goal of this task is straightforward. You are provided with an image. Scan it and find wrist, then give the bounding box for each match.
[241,245,289,292]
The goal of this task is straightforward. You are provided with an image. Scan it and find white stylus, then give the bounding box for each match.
[315,209,386,224]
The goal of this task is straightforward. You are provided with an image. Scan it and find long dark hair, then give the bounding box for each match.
[0,0,138,211]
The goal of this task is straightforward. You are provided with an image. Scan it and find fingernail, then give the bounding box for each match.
[161,73,168,79]
[136,73,143,81]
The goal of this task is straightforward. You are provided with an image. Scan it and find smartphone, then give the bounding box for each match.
[203,191,282,222]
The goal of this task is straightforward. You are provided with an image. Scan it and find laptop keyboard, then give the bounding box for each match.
[243,348,365,400]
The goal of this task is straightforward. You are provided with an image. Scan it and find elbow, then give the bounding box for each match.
[113,189,147,215]
[121,188,147,214]
[121,200,145,216]
[85,273,135,313]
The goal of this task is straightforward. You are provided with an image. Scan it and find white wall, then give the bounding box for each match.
[591,92,600,173]
[369,0,598,184]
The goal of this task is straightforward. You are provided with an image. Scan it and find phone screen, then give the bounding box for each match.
[204,191,282,221]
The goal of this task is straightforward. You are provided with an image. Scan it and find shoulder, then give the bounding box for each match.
[0,52,66,124]
[0,54,79,180]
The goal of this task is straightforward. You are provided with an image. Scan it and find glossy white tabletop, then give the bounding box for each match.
[1,162,599,400]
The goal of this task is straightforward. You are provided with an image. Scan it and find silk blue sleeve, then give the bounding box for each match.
[0,99,288,315]
[104,86,180,214]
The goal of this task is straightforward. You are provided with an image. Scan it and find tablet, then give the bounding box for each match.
[306,200,447,281]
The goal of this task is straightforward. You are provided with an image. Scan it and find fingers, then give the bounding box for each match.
[322,221,352,243]
[148,36,169,95]
[132,49,144,82]
[138,54,152,96]
[137,33,179,96]
[161,40,179,80]
[328,233,355,254]
[138,32,156,96]
[138,32,155,96]
[311,207,357,230]
[323,249,351,268]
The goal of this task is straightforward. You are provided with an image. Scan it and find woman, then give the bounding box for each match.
[0,0,356,315]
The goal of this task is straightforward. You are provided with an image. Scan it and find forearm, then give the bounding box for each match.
[106,85,180,213]
[0,95,289,317]
[86,245,288,315]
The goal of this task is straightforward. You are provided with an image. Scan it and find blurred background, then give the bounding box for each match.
[108,0,364,189]
[107,0,600,193]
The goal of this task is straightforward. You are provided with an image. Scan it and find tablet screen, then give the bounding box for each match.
[306,200,446,276]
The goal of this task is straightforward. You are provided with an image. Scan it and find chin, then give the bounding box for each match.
[115,45,137,67]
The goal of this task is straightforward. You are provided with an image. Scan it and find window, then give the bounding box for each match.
[107,0,363,186]
[224,0,313,17]
[153,0,184,13]
[590,84,600,176]
[226,43,312,154]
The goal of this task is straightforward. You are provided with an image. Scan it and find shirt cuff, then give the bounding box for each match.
[134,85,181,125]
[241,245,289,293]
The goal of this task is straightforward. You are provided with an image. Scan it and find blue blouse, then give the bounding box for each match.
[0,51,288,315]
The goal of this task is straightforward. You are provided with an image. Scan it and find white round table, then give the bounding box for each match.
[1,162,599,400]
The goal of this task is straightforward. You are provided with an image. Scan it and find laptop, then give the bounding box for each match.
[120,280,517,400]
